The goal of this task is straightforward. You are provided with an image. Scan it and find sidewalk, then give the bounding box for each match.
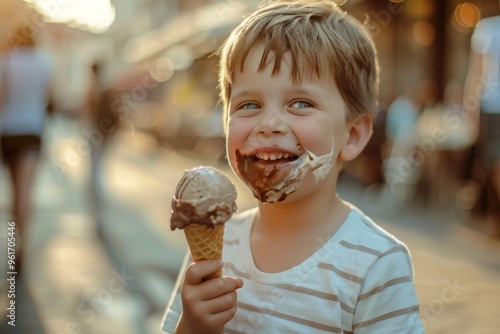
[1,115,499,333]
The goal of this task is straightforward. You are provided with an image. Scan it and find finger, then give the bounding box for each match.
[205,276,244,298]
[234,277,244,289]
[184,276,238,303]
[184,260,223,285]
[205,290,238,315]
[208,303,238,326]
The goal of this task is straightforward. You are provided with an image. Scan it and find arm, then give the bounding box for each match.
[462,48,484,136]
[352,245,424,333]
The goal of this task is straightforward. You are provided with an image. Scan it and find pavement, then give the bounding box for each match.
[0,114,499,334]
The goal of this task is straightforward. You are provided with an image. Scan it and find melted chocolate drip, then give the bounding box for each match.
[236,151,299,203]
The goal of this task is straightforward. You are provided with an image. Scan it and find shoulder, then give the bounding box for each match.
[472,16,500,52]
[330,206,413,281]
[477,15,500,29]
[19,49,54,67]
[13,49,53,71]
[343,206,410,256]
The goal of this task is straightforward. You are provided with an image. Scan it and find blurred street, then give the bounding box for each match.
[0,115,499,334]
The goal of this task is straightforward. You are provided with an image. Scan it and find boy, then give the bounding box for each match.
[162,0,424,333]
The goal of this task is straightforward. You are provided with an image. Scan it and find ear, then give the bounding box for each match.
[339,113,373,162]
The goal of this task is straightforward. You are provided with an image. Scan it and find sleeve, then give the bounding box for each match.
[352,245,424,334]
[161,251,191,333]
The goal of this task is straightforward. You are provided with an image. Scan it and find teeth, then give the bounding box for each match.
[255,152,291,161]
[260,152,270,160]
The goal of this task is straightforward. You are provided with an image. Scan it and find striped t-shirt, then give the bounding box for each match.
[162,205,424,333]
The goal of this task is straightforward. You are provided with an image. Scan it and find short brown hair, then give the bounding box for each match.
[218,0,379,128]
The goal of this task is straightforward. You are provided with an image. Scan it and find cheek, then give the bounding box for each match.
[292,120,335,155]
[226,122,246,172]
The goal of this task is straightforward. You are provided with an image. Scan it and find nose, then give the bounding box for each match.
[255,108,288,136]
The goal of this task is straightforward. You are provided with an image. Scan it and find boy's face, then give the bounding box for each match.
[226,45,350,203]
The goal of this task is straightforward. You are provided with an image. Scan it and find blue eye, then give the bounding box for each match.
[239,102,259,110]
[291,101,312,109]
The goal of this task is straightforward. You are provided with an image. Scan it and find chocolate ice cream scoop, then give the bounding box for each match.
[170,166,238,230]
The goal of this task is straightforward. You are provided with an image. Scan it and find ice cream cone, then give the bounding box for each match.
[170,166,237,280]
[184,223,225,280]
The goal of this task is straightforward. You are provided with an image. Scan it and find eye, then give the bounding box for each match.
[239,102,260,110]
[289,100,316,115]
[230,102,261,116]
[290,100,313,109]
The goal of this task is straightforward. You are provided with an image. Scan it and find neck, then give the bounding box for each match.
[255,184,350,238]
[250,187,351,273]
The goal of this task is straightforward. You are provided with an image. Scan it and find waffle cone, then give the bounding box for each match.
[184,224,225,280]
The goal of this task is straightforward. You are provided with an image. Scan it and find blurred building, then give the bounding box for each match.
[1,0,499,163]
[115,0,499,154]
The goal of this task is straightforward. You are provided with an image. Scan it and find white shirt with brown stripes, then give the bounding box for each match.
[162,205,424,333]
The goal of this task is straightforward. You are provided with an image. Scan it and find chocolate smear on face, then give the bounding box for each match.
[236,143,336,203]
[236,150,307,203]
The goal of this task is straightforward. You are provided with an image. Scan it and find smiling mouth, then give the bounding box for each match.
[236,149,307,203]
[250,152,300,164]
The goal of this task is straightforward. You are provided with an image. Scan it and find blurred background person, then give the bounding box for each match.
[416,80,476,212]
[83,61,114,230]
[464,12,500,238]
[0,24,53,271]
[381,83,426,207]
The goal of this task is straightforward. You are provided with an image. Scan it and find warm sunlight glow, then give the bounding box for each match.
[25,0,115,33]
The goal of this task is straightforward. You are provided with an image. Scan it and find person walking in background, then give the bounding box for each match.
[0,24,53,271]
[382,85,421,200]
[464,12,500,237]
[381,83,430,208]
[83,61,111,226]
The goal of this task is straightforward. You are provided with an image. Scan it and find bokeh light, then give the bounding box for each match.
[413,20,436,46]
[451,2,481,33]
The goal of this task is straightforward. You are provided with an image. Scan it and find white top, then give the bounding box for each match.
[0,48,53,135]
[385,96,419,142]
[162,206,424,333]
[471,16,500,114]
